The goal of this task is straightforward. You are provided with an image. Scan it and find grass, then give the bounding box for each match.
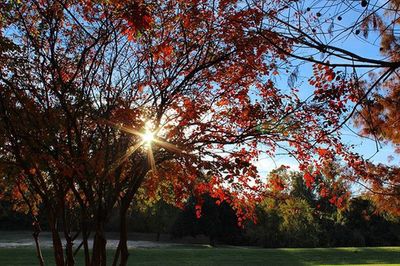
[0,246,399,265]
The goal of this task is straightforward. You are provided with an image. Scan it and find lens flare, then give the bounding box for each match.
[107,119,183,176]
[142,130,154,144]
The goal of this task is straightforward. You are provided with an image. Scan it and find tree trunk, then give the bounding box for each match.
[62,207,75,266]
[32,220,45,266]
[82,223,91,266]
[119,208,129,266]
[111,244,121,266]
[65,234,75,266]
[111,207,129,266]
[47,212,65,266]
[112,168,150,266]
[91,227,107,266]
[51,227,65,266]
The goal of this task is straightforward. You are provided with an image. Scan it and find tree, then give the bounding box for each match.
[127,199,180,241]
[246,199,283,248]
[1,0,399,265]
[247,167,399,248]
[250,0,400,213]
[171,193,241,246]
[0,1,337,265]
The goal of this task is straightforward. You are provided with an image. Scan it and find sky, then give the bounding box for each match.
[255,0,399,176]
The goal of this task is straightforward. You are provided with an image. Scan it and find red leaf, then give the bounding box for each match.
[304,172,314,188]
[195,204,202,218]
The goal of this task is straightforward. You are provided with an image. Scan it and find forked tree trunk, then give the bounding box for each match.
[82,222,91,266]
[50,224,65,266]
[113,170,150,266]
[91,225,107,266]
[113,169,149,265]
[65,234,75,266]
[112,206,129,266]
[47,211,65,266]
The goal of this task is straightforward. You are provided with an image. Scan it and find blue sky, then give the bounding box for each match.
[255,0,399,176]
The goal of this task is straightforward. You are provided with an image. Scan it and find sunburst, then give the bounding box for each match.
[142,121,155,146]
[142,131,155,144]
[107,120,182,175]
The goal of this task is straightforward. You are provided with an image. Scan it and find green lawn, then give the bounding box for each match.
[0,247,399,265]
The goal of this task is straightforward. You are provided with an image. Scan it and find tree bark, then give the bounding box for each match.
[118,208,129,266]
[111,243,121,266]
[65,234,75,266]
[62,207,75,266]
[50,221,65,266]
[47,211,65,266]
[91,226,107,266]
[111,206,129,266]
[32,220,45,266]
[82,222,91,266]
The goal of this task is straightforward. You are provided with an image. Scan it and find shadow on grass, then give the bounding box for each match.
[0,246,399,265]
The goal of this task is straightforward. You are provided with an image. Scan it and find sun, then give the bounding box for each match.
[141,121,155,145]
[142,130,155,144]
[108,119,182,175]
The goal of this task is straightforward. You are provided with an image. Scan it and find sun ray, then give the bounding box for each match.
[106,140,144,175]
[153,139,182,154]
[107,121,146,139]
[118,125,144,138]
[147,145,157,174]
[107,119,184,176]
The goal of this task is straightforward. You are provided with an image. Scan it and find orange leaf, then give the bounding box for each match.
[216,99,229,107]
[317,148,329,156]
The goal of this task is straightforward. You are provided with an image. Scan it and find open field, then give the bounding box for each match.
[0,247,399,265]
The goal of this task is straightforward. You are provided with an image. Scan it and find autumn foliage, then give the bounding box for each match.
[0,0,399,265]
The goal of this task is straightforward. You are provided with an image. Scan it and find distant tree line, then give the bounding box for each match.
[1,168,399,248]
[168,167,400,247]
[244,169,400,248]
